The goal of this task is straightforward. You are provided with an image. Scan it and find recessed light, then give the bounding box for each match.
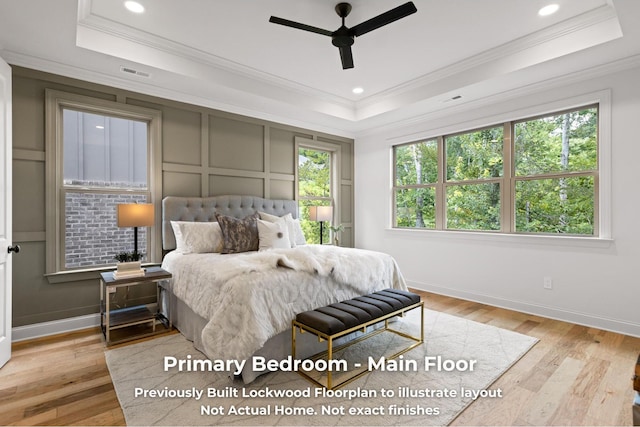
[96,125,104,129]
[352,87,364,95]
[124,1,145,13]
[538,4,559,16]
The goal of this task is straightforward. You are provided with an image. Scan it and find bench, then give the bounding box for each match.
[292,288,424,389]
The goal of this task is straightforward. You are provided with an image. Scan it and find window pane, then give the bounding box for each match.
[446,183,500,231]
[446,126,503,181]
[65,192,148,269]
[515,107,597,176]
[298,199,331,244]
[63,109,148,189]
[299,148,330,198]
[395,188,435,229]
[515,177,594,235]
[395,140,438,185]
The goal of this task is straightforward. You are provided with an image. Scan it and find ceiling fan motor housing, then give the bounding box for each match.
[332,27,354,48]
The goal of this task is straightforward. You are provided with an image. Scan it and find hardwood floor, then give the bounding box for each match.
[423,291,640,426]
[0,291,638,426]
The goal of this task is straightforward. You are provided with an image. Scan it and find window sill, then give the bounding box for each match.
[45,263,160,284]
[384,228,614,249]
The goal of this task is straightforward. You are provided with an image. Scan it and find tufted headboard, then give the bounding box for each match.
[162,195,298,251]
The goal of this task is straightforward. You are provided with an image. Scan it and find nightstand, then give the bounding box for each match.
[100,266,172,345]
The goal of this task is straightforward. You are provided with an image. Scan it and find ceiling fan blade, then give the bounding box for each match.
[339,45,354,69]
[269,16,333,37]
[351,2,417,37]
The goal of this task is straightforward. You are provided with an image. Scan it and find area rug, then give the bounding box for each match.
[105,308,537,426]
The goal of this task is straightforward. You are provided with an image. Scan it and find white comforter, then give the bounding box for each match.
[161,245,407,364]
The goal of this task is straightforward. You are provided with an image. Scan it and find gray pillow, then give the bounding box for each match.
[215,212,259,254]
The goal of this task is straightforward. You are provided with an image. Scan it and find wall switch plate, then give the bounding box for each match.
[543,277,553,290]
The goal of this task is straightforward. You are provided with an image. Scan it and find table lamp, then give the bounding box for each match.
[117,203,154,256]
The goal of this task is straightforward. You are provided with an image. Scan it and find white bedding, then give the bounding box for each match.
[161,245,407,365]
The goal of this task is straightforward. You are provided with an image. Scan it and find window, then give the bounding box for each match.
[445,126,503,231]
[394,139,437,229]
[393,104,599,237]
[514,108,597,235]
[296,139,340,244]
[46,91,162,273]
[63,110,148,268]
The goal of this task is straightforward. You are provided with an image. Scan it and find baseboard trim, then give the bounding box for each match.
[408,280,640,338]
[12,313,101,342]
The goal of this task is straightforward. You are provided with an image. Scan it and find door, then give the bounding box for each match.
[0,56,12,368]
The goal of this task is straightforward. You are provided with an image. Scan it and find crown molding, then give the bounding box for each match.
[354,4,622,120]
[1,49,357,138]
[361,4,621,106]
[357,54,640,138]
[76,1,621,123]
[76,0,354,110]
[7,50,638,141]
[4,1,630,140]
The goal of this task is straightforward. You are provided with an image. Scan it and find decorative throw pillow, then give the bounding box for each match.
[170,221,223,254]
[259,211,296,247]
[215,212,259,254]
[292,218,307,245]
[257,219,290,251]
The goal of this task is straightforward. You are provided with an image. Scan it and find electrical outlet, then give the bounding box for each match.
[543,277,553,290]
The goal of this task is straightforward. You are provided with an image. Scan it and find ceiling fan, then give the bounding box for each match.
[269,2,418,70]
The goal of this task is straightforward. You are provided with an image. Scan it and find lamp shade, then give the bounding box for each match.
[117,203,155,227]
[309,205,333,222]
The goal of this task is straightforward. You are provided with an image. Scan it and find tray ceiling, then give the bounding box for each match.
[1,0,638,136]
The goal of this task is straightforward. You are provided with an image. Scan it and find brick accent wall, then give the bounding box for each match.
[64,191,148,268]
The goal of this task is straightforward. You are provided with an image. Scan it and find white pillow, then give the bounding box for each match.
[170,221,223,254]
[257,219,290,251]
[292,218,307,246]
[259,211,297,247]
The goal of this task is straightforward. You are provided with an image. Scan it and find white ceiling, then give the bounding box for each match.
[0,0,639,137]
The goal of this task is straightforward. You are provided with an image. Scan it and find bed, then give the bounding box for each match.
[160,195,408,384]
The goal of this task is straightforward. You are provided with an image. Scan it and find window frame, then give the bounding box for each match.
[442,123,506,232]
[391,92,610,243]
[295,137,341,243]
[510,105,599,236]
[45,90,162,274]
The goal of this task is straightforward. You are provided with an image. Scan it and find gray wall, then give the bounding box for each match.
[11,66,354,327]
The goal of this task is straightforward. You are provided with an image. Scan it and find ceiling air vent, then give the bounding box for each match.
[442,94,463,104]
[120,66,151,78]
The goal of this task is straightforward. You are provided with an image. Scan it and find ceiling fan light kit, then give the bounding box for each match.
[269,2,418,70]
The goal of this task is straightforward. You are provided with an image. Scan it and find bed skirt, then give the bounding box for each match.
[167,289,359,384]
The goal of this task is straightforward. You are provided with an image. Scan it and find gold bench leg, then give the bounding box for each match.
[327,337,333,390]
[292,322,297,360]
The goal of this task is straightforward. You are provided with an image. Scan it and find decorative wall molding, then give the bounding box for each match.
[13,148,45,162]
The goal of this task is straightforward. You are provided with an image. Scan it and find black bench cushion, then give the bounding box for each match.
[295,288,420,335]
[376,289,420,305]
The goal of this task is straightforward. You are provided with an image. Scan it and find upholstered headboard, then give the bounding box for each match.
[162,195,298,251]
